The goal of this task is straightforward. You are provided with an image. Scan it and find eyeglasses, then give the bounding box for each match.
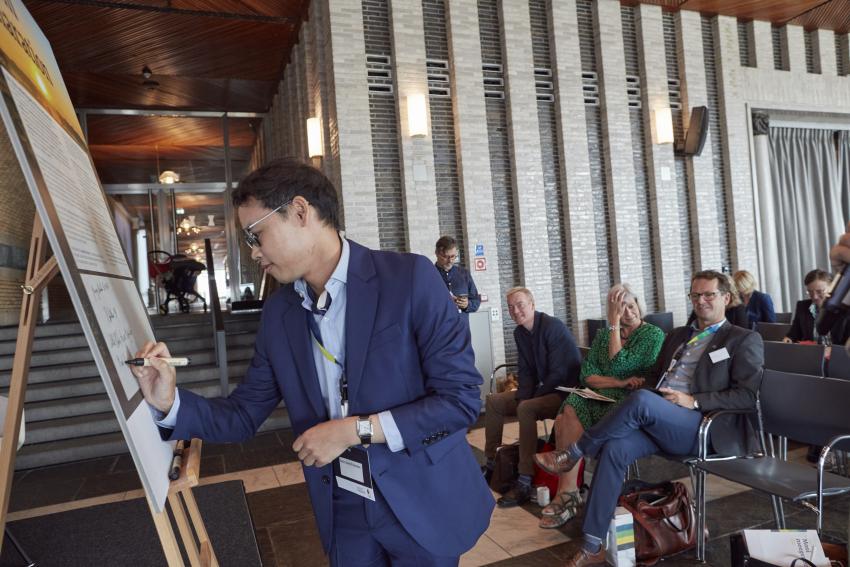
[437,251,458,262]
[243,201,291,249]
[688,291,724,302]
[807,288,828,298]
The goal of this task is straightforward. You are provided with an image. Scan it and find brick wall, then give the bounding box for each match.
[251,0,850,355]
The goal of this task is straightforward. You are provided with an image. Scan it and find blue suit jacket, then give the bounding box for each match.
[167,240,495,555]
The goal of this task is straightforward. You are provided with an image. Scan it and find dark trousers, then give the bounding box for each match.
[578,390,703,539]
[330,484,459,566]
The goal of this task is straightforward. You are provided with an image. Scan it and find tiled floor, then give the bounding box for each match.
[6,420,850,566]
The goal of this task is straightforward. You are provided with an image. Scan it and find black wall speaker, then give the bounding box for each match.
[682,106,709,156]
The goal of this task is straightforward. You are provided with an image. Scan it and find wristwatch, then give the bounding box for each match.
[356,415,373,447]
[608,324,620,331]
[692,398,700,411]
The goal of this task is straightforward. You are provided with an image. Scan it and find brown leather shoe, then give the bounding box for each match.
[563,546,606,567]
[534,449,580,475]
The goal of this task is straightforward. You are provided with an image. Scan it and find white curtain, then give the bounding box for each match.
[766,127,848,312]
[838,131,850,223]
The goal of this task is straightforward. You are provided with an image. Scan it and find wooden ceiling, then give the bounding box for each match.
[23,0,849,189]
[24,0,309,186]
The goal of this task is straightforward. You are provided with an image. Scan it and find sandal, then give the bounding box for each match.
[539,491,583,529]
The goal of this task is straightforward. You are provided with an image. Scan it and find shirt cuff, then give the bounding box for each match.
[377,410,405,452]
[149,389,181,429]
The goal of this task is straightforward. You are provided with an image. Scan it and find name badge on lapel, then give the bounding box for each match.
[333,447,375,501]
[708,347,730,364]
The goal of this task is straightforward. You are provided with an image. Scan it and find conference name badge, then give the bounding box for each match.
[708,347,730,364]
[333,447,375,501]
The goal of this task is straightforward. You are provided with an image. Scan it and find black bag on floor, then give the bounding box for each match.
[488,443,518,494]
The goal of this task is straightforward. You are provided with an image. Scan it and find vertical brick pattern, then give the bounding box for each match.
[750,20,774,70]
[549,0,602,343]
[325,0,380,248]
[593,0,646,300]
[500,0,553,315]
[423,0,465,260]
[529,0,572,328]
[805,30,817,73]
[784,25,807,73]
[363,0,407,252]
[837,33,850,76]
[712,15,757,273]
[773,26,787,70]
[676,11,721,271]
[622,6,658,313]
[637,4,687,324]
[701,16,732,271]
[479,0,520,364]
[577,0,613,310]
[737,20,753,67]
[390,0,440,257]
[664,12,695,298]
[446,0,506,365]
[813,30,837,76]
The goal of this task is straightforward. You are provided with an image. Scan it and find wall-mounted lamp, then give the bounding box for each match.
[653,107,674,145]
[407,94,428,138]
[159,170,180,184]
[307,117,323,158]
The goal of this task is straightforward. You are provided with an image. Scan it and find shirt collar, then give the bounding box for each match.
[690,318,726,334]
[294,236,350,310]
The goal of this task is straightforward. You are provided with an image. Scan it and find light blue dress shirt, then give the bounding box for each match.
[661,319,726,394]
[156,237,406,452]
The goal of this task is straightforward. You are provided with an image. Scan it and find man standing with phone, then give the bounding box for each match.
[434,236,480,314]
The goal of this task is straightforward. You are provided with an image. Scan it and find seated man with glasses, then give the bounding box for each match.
[434,235,480,314]
[536,270,763,567]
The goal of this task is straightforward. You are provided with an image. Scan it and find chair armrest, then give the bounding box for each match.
[697,407,759,461]
[489,364,516,395]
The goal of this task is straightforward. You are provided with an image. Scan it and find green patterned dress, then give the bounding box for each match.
[562,322,665,430]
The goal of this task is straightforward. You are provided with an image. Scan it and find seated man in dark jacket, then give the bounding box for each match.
[536,271,763,566]
[483,287,581,507]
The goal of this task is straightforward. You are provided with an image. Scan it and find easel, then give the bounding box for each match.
[0,217,219,566]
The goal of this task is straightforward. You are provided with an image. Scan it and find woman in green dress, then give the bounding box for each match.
[535,283,665,529]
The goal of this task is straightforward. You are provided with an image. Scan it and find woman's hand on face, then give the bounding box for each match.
[607,288,626,326]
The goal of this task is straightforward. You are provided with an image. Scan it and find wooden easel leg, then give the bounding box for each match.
[179,488,218,567]
[168,492,201,567]
[148,496,185,567]
[0,216,58,555]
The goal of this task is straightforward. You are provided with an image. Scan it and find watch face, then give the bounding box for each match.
[357,419,373,436]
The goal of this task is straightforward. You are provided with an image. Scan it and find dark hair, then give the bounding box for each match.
[692,269,732,295]
[804,269,832,286]
[231,158,341,230]
[435,235,458,253]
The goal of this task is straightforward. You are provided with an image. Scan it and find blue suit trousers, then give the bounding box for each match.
[578,390,703,539]
[331,484,459,567]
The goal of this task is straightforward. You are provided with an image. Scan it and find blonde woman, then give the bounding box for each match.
[733,270,776,329]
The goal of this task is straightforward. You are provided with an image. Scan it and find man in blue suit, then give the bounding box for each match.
[132,158,495,566]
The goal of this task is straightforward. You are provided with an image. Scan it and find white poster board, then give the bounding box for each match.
[0,0,172,512]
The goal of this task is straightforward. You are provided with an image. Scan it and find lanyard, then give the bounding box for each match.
[305,309,348,418]
[658,324,721,388]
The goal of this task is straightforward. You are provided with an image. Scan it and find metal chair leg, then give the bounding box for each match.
[5,528,36,567]
[696,469,707,562]
[770,495,786,528]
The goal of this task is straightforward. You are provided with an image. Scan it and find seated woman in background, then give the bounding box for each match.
[534,284,664,529]
[733,270,776,329]
[687,273,749,328]
[784,269,850,345]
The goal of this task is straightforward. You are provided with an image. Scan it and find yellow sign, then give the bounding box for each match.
[0,0,81,138]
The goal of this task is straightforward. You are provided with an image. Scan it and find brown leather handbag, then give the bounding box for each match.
[618,481,697,566]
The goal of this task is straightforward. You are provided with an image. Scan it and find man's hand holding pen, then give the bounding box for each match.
[130,341,178,414]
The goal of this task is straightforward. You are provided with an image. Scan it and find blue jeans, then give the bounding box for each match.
[578,390,703,539]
